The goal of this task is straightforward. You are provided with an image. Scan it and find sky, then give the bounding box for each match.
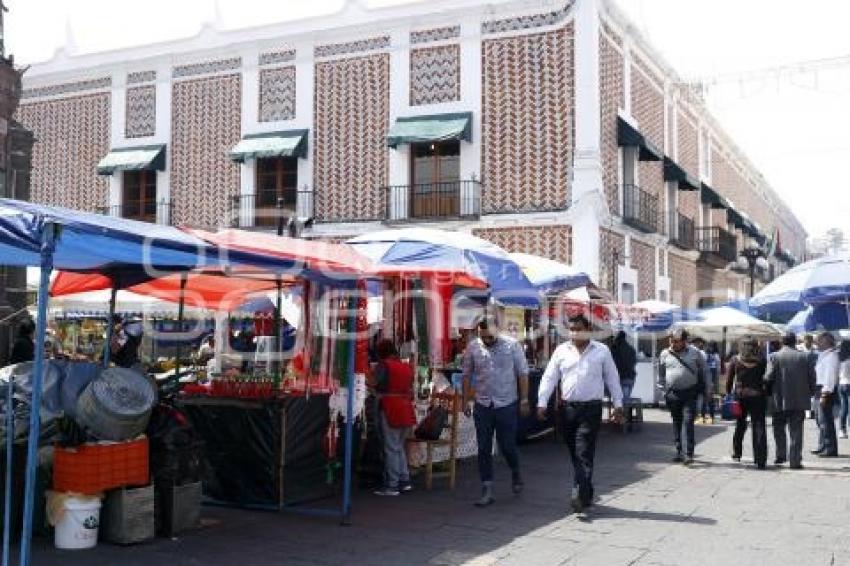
[6,0,850,240]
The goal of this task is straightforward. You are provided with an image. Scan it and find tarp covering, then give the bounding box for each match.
[751,253,850,314]
[178,396,333,507]
[348,228,539,308]
[508,252,590,295]
[386,112,472,148]
[96,145,166,175]
[228,130,308,163]
[0,199,277,273]
[674,306,782,339]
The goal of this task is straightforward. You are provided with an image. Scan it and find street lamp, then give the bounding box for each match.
[738,240,769,298]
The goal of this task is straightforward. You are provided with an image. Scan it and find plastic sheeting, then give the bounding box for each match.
[178,396,333,507]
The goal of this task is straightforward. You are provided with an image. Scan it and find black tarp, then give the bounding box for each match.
[178,395,333,507]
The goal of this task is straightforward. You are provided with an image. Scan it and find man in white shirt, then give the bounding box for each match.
[814,332,839,457]
[537,314,624,514]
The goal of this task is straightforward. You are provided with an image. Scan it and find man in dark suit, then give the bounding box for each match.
[766,332,818,469]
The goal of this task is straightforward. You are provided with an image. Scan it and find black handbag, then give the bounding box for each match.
[414,405,449,441]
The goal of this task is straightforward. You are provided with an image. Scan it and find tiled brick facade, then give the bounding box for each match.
[409,45,461,106]
[472,225,572,264]
[170,74,242,228]
[599,32,624,214]
[598,228,626,294]
[17,93,110,211]
[258,66,296,122]
[313,54,389,222]
[125,85,156,138]
[668,252,698,308]
[630,239,656,301]
[676,109,700,220]
[482,26,573,213]
[630,61,664,150]
[658,248,666,277]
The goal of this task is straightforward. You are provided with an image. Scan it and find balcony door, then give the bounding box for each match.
[410,141,460,219]
[256,157,297,227]
[122,170,157,222]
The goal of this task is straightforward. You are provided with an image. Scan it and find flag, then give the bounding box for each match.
[767,228,781,258]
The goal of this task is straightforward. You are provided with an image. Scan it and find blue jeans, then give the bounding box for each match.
[473,402,520,484]
[620,382,634,401]
[380,413,410,489]
[839,384,850,432]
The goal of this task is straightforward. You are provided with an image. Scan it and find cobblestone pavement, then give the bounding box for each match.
[30,409,850,565]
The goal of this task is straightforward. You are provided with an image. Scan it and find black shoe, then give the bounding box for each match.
[790,463,804,470]
[672,454,684,463]
[512,478,524,496]
[756,463,767,470]
[811,449,825,455]
[731,455,741,462]
[774,459,786,466]
[818,452,839,458]
[399,481,413,493]
[683,456,695,466]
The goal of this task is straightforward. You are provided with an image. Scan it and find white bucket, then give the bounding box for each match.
[54,496,101,550]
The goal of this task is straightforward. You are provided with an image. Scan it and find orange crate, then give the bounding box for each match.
[53,437,149,495]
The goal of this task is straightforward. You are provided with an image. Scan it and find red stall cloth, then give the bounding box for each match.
[355,280,370,375]
[51,270,282,311]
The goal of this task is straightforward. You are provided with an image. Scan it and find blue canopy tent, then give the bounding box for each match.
[0,199,359,564]
[786,303,850,334]
[751,253,850,316]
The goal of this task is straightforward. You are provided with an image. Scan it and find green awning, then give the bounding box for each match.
[387,112,472,148]
[97,145,166,176]
[228,129,309,163]
[663,157,700,191]
[617,117,662,162]
[700,183,729,209]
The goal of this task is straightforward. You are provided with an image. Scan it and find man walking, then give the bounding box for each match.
[462,318,530,507]
[610,330,637,400]
[765,332,817,469]
[814,332,840,457]
[537,315,624,514]
[658,329,707,465]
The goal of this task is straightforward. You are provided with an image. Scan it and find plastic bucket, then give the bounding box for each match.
[54,497,101,550]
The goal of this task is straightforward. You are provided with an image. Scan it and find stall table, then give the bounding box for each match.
[177,395,333,508]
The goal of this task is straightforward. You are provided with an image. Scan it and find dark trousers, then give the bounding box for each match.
[667,391,697,457]
[817,394,839,456]
[733,396,768,466]
[473,402,520,483]
[773,410,805,466]
[560,401,602,506]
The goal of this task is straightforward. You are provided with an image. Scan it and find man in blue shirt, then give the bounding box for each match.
[462,318,530,507]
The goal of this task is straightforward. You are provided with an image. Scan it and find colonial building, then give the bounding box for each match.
[17,0,807,308]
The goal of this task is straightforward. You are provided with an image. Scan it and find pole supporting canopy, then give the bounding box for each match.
[228,129,309,162]
[96,144,166,176]
[387,112,472,149]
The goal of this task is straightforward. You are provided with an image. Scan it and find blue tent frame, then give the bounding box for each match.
[0,200,358,565]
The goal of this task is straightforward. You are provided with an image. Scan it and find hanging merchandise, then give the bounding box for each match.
[355,281,370,375]
[412,279,430,364]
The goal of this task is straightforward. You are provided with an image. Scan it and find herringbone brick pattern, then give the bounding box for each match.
[669,252,698,308]
[314,54,389,221]
[599,33,623,215]
[170,74,242,228]
[676,110,700,220]
[482,26,573,214]
[410,45,460,106]
[125,85,156,138]
[599,228,626,294]
[630,238,656,301]
[17,93,111,211]
[259,66,296,122]
[472,225,572,264]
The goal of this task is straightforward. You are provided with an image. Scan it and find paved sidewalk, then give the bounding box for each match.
[29,409,850,565]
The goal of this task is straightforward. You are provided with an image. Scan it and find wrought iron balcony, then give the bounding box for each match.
[669,212,696,251]
[384,179,482,223]
[696,226,738,266]
[622,184,659,234]
[228,190,314,229]
[97,200,173,225]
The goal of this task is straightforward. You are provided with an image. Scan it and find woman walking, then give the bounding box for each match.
[726,337,769,469]
[371,339,416,496]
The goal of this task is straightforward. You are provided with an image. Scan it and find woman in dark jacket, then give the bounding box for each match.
[726,337,769,468]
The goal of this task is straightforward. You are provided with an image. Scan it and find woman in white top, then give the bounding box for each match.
[837,341,850,439]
